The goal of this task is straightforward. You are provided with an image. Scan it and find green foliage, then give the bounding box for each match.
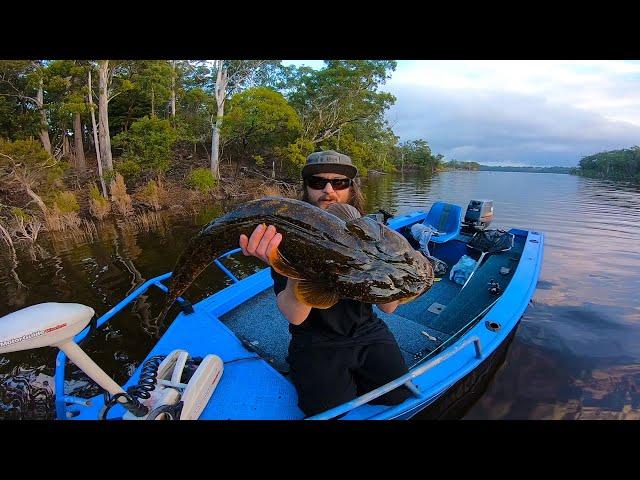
[0,138,65,195]
[274,138,314,176]
[444,160,480,171]
[113,116,177,175]
[284,61,396,143]
[89,184,106,201]
[175,87,216,146]
[141,179,159,198]
[0,61,42,140]
[88,184,110,219]
[222,87,301,163]
[577,146,640,182]
[52,191,80,213]
[102,168,116,185]
[114,159,142,180]
[10,207,32,220]
[396,140,442,172]
[1,59,453,187]
[186,168,216,193]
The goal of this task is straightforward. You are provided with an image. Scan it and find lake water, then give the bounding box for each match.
[2,170,639,420]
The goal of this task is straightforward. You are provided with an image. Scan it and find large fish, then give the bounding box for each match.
[159,197,434,321]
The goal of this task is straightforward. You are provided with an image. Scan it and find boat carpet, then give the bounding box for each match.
[221,288,452,372]
[393,273,461,328]
[427,238,525,336]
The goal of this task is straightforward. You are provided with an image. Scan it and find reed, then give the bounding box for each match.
[110,173,133,216]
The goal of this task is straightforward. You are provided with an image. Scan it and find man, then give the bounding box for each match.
[239,150,412,417]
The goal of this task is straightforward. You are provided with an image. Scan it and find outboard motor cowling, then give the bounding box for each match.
[464,199,494,230]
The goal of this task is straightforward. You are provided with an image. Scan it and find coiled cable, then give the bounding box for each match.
[98,355,166,420]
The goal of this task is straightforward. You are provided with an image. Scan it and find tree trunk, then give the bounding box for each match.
[88,69,107,197]
[73,112,86,170]
[211,61,227,180]
[151,84,155,118]
[171,60,176,118]
[37,78,52,155]
[98,61,114,172]
[62,133,71,158]
[25,184,49,215]
[211,112,222,180]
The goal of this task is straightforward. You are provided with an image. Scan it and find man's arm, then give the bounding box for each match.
[276,279,312,325]
[377,300,399,314]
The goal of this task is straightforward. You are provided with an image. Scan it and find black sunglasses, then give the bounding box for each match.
[305,176,352,191]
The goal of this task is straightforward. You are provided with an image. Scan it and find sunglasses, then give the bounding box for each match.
[305,176,352,191]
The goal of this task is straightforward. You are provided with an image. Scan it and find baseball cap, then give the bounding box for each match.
[301,150,358,179]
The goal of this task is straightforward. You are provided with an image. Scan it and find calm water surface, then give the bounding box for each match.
[1,171,639,419]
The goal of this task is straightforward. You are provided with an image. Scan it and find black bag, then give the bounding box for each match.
[469,229,513,253]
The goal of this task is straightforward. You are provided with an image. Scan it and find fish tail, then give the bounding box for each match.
[157,220,242,323]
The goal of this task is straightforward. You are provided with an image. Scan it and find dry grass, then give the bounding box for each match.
[116,211,170,235]
[110,173,134,216]
[44,205,82,232]
[256,181,299,199]
[89,196,111,220]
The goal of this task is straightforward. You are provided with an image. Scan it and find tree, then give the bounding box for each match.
[94,60,135,180]
[0,61,52,154]
[0,61,41,141]
[209,60,283,179]
[283,60,397,146]
[0,139,65,214]
[98,60,114,173]
[43,60,91,171]
[113,116,177,181]
[221,87,301,164]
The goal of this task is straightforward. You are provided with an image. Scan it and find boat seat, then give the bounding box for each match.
[422,202,462,243]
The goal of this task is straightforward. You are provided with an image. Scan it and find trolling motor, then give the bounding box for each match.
[0,302,223,420]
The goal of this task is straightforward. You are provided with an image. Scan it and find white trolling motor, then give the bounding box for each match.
[0,302,223,420]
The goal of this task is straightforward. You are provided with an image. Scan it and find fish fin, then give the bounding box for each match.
[294,280,340,309]
[268,247,304,279]
[345,217,379,241]
[326,203,361,221]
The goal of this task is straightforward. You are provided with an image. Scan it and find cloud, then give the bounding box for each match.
[385,84,640,167]
[282,60,640,166]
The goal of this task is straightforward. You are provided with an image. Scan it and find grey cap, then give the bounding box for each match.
[302,150,358,179]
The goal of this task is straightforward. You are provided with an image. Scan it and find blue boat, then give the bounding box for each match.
[0,199,544,420]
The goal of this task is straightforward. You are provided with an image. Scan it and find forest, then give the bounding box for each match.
[573,147,640,182]
[0,60,444,244]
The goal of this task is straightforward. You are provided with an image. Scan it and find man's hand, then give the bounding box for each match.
[239,224,283,265]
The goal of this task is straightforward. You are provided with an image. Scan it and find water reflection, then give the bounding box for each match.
[2,171,640,419]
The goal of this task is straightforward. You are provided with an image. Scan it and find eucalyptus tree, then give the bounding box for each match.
[94,60,135,177]
[0,60,52,154]
[283,60,397,147]
[41,60,92,171]
[208,60,282,179]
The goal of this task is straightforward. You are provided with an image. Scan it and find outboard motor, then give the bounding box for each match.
[463,199,494,231]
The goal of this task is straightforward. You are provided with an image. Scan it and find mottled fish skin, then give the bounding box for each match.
[158,197,434,321]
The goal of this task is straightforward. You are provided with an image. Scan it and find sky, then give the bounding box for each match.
[283,60,640,167]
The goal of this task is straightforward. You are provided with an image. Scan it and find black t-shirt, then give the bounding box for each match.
[270,268,384,341]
